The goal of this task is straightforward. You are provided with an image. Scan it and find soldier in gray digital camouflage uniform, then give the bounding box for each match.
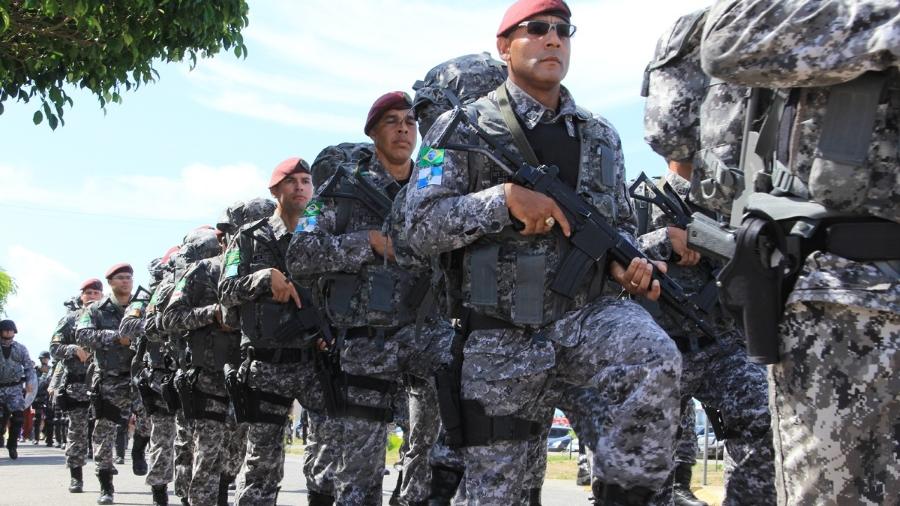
[121,250,188,505]
[401,1,683,503]
[76,263,136,504]
[164,200,274,506]
[702,1,900,504]
[219,158,328,506]
[1,319,37,462]
[412,52,510,505]
[50,279,103,493]
[288,91,455,506]
[641,8,775,506]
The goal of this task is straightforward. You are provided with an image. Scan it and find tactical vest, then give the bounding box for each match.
[89,298,133,375]
[451,94,614,327]
[317,157,427,330]
[0,345,24,384]
[185,259,240,370]
[240,219,318,349]
[145,341,172,370]
[59,311,89,376]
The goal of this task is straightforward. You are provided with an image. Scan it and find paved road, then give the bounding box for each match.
[0,444,593,505]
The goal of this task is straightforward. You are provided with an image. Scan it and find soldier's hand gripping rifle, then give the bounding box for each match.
[628,172,737,262]
[431,99,718,343]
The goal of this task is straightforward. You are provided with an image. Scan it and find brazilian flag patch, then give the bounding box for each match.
[296,199,322,233]
[417,146,445,167]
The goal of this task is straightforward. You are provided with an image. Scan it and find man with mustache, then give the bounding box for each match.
[401,0,682,503]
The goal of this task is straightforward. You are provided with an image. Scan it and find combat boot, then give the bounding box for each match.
[307,489,335,506]
[152,484,169,506]
[528,487,542,505]
[591,481,653,506]
[97,469,115,505]
[6,411,23,459]
[217,474,233,506]
[131,434,150,476]
[69,466,84,493]
[673,462,708,506]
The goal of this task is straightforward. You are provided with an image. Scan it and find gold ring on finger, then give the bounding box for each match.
[544,216,555,227]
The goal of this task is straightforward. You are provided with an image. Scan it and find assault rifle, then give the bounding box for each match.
[628,172,737,262]
[317,164,398,220]
[431,99,717,343]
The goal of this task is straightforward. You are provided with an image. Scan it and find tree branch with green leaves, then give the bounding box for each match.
[0,0,249,129]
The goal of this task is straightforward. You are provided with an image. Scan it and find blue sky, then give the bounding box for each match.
[0,0,707,357]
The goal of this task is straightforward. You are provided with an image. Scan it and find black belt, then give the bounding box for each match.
[251,347,315,364]
[464,311,519,333]
[824,221,900,261]
[461,400,543,446]
[0,381,21,388]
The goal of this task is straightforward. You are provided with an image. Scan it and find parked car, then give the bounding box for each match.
[547,425,573,452]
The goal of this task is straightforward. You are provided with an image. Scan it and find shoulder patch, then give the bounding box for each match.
[76,310,92,329]
[224,248,241,278]
[416,146,445,188]
[295,200,322,234]
[417,146,445,167]
[172,277,187,299]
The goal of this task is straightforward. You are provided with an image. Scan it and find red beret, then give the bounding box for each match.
[364,91,413,135]
[105,263,133,279]
[268,157,311,189]
[80,278,103,292]
[497,0,571,37]
[161,245,180,265]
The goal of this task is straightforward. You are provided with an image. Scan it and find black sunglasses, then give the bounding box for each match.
[517,21,577,38]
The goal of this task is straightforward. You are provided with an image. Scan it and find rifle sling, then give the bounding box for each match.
[496,84,541,167]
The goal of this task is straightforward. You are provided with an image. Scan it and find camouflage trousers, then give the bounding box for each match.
[0,384,26,413]
[142,369,176,487]
[61,382,91,469]
[147,412,176,486]
[225,420,248,479]
[90,374,134,472]
[772,301,900,506]
[189,370,232,505]
[235,360,320,505]
[461,298,681,504]
[399,375,441,503]
[304,409,336,497]
[685,335,773,505]
[675,398,697,465]
[651,331,774,506]
[173,409,194,498]
[134,395,151,438]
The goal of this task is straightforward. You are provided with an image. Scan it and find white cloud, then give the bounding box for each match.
[0,161,270,221]
[186,0,711,126]
[2,245,79,358]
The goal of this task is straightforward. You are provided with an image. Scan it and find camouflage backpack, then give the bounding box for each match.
[412,52,508,137]
[310,142,375,189]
